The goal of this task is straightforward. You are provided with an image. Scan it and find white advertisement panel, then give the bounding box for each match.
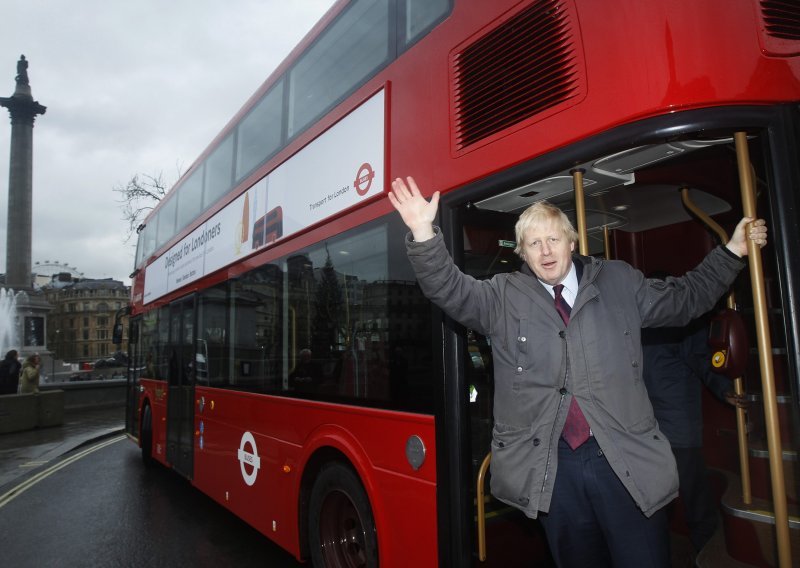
[144,89,385,305]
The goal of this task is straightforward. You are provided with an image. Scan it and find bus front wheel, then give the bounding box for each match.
[308,462,378,568]
[140,404,153,466]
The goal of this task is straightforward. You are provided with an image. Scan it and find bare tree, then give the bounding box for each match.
[115,172,168,242]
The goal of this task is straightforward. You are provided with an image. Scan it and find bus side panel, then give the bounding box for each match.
[191,387,438,566]
[140,379,170,466]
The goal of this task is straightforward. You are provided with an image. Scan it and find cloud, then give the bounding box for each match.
[0,0,336,283]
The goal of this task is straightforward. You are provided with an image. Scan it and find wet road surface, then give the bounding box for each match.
[0,436,303,567]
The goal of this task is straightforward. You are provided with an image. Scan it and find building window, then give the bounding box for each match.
[83,317,89,327]
[97,317,108,327]
[97,329,108,340]
[83,329,89,340]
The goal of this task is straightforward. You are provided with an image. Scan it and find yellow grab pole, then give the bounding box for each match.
[603,225,611,260]
[680,187,751,504]
[477,452,491,561]
[734,131,791,568]
[572,169,589,255]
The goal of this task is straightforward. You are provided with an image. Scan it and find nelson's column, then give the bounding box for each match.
[1,55,45,289]
[1,55,51,357]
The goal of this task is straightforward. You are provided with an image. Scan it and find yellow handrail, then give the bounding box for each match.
[571,169,589,255]
[476,452,492,561]
[734,131,791,568]
[680,187,751,505]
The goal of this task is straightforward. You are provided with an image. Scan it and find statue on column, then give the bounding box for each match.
[15,55,29,86]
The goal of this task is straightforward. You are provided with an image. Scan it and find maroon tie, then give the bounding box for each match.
[554,284,591,450]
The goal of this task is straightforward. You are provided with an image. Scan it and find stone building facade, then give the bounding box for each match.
[44,275,129,363]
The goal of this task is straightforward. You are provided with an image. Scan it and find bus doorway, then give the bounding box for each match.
[458,207,556,567]
[166,295,196,479]
[456,126,793,566]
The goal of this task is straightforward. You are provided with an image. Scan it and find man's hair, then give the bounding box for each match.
[514,201,578,258]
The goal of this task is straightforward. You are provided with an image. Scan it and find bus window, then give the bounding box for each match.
[229,263,284,392]
[403,0,450,46]
[235,81,284,181]
[139,310,158,379]
[203,134,234,209]
[155,195,177,250]
[175,168,204,233]
[284,218,434,412]
[196,284,229,387]
[156,305,170,380]
[288,0,390,137]
[137,221,157,268]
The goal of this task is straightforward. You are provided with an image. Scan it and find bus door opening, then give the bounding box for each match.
[166,295,197,479]
[458,206,553,567]
[463,129,785,565]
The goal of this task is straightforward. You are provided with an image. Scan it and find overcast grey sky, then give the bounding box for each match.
[0,0,336,284]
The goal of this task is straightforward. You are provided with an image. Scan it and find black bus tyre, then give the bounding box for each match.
[308,462,378,568]
[140,403,154,466]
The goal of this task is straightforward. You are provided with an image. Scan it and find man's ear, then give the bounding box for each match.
[570,241,575,252]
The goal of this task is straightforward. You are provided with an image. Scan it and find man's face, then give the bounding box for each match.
[520,219,575,286]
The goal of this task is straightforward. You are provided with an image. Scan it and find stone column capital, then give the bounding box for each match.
[0,95,47,126]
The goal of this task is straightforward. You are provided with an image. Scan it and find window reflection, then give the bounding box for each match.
[288,0,390,137]
[143,217,435,413]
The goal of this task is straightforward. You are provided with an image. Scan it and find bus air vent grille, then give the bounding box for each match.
[451,0,584,153]
[761,0,800,39]
[759,0,800,55]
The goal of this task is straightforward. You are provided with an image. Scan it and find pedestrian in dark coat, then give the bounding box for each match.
[0,349,21,394]
[643,316,746,553]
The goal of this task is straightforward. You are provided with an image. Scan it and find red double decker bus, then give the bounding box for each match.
[124,1,800,566]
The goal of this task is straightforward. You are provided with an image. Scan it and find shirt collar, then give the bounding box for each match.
[540,260,578,300]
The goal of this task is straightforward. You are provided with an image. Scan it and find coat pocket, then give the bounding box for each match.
[489,424,536,507]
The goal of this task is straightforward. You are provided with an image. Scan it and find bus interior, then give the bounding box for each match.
[457,127,796,566]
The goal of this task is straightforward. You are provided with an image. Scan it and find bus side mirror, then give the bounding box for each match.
[707,308,748,378]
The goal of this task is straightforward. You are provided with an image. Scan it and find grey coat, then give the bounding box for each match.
[406,230,744,518]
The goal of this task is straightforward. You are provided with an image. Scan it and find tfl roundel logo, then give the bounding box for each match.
[238,431,261,487]
[354,163,375,196]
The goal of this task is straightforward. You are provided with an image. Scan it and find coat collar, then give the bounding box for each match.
[512,255,601,320]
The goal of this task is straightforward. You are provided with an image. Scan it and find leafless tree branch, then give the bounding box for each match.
[114,172,169,243]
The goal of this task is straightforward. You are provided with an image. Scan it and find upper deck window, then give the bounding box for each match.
[204,135,234,209]
[156,196,177,250]
[176,169,204,232]
[136,0,452,269]
[236,80,284,181]
[404,0,450,45]
[136,222,158,268]
[288,0,391,138]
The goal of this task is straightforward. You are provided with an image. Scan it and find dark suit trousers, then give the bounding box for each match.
[538,437,670,568]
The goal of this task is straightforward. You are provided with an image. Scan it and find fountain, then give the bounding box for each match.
[0,288,20,354]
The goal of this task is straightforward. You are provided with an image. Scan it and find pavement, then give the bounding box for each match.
[0,405,126,488]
